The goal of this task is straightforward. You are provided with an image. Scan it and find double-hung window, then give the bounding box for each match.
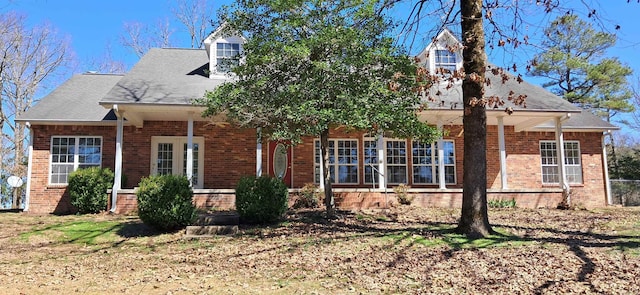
[412,140,455,184]
[216,42,241,73]
[434,49,457,75]
[314,139,358,184]
[540,141,582,184]
[50,136,102,184]
[386,140,407,184]
[363,139,379,184]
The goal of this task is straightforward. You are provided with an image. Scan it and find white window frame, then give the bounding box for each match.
[363,138,379,184]
[434,49,457,75]
[49,136,103,185]
[151,136,205,189]
[385,139,408,185]
[412,140,456,184]
[314,139,359,184]
[214,41,241,74]
[540,140,583,184]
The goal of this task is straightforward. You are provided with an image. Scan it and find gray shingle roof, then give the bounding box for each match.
[535,110,619,131]
[425,64,581,112]
[100,48,226,105]
[17,73,123,122]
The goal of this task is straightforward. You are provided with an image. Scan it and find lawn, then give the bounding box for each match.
[0,206,638,294]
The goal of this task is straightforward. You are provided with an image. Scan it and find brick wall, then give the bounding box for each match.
[26,122,608,214]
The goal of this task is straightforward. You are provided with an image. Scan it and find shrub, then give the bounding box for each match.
[235,175,288,224]
[293,183,321,209]
[394,184,413,205]
[136,174,196,231]
[488,198,517,208]
[68,167,114,214]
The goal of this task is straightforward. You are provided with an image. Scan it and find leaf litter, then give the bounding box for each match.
[0,206,638,294]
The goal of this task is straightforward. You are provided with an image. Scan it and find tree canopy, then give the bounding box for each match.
[202,0,439,215]
[529,14,633,120]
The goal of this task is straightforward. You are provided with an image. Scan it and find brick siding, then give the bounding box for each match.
[26,122,608,214]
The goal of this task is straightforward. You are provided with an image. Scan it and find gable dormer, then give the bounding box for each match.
[416,29,463,78]
[203,24,244,78]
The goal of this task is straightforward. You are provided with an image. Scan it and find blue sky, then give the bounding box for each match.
[2,0,640,137]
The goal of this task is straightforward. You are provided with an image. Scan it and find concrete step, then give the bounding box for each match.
[185,225,238,237]
[195,212,240,226]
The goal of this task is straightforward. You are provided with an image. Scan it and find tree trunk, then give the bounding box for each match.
[320,128,336,217]
[456,0,493,238]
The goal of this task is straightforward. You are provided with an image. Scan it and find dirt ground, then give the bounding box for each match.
[0,206,638,294]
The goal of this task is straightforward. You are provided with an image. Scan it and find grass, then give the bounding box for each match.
[20,219,123,245]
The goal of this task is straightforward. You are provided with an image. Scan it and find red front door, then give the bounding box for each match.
[268,141,292,187]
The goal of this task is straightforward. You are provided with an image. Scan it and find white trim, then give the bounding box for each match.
[48,136,103,185]
[186,114,194,186]
[314,138,360,185]
[256,128,262,177]
[377,133,385,190]
[497,116,508,189]
[111,110,124,213]
[437,119,446,189]
[24,122,33,212]
[603,132,613,205]
[150,136,205,189]
[411,139,456,185]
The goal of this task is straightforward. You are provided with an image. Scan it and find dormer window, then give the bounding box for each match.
[434,49,457,75]
[216,42,241,73]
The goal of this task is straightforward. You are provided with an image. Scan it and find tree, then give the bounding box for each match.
[530,14,633,121]
[120,0,214,57]
[120,19,174,58]
[396,0,635,237]
[202,0,439,217]
[456,0,493,237]
[173,0,214,49]
[0,12,71,208]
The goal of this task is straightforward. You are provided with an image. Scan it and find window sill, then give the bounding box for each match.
[46,184,68,189]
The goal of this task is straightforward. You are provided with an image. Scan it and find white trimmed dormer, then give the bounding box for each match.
[416,29,463,80]
[204,24,245,79]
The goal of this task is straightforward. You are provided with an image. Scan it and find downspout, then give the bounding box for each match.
[602,131,613,205]
[555,114,571,207]
[110,105,124,213]
[24,122,33,212]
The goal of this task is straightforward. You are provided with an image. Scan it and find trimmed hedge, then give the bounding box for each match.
[235,175,288,224]
[68,167,114,214]
[136,174,196,231]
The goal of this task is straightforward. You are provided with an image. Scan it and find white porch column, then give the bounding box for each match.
[24,122,33,212]
[497,116,508,189]
[110,107,124,213]
[603,131,613,205]
[256,128,262,177]
[318,147,325,190]
[377,132,386,190]
[186,113,194,187]
[555,116,570,203]
[437,119,446,189]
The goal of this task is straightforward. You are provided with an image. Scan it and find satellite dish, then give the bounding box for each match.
[7,176,23,188]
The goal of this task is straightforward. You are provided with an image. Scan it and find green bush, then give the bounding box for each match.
[136,174,196,231]
[235,175,288,224]
[488,198,517,208]
[68,167,114,214]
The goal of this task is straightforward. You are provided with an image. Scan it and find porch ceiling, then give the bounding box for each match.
[418,109,579,132]
[103,104,226,127]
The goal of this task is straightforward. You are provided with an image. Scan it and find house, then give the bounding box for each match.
[16,29,618,214]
